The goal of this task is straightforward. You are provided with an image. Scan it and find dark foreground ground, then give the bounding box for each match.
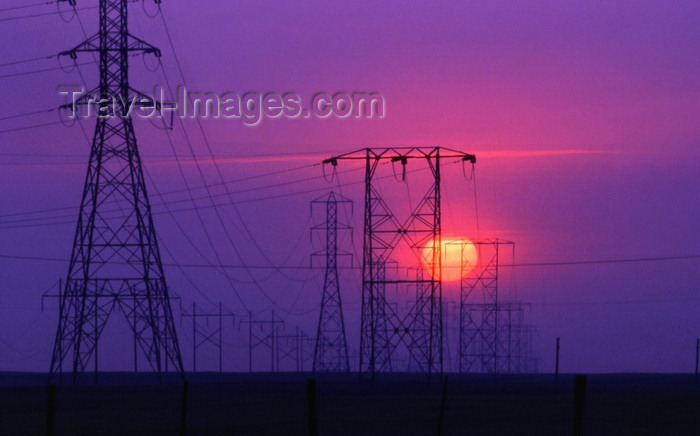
[0,372,699,435]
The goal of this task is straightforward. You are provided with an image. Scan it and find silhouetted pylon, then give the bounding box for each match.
[50,0,184,381]
[323,148,476,379]
[312,192,351,372]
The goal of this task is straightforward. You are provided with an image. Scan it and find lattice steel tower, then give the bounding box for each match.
[458,239,514,373]
[312,192,351,372]
[50,0,184,381]
[324,148,476,379]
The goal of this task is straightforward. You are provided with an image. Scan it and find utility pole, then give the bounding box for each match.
[555,337,561,384]
[181,303,235,373]
[276,326,309,372]
[50,0,184,382]
[242,312,283,372]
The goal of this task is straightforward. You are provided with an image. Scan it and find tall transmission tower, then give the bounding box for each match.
[311,192,351,372]
[50,0,184,381]
[324,147,476,379]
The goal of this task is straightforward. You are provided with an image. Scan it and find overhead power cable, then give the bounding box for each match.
[0,108,56,122]
[0,5,96,22]
[0,160,333,221]
[0,54,55,67]
[0,1,55,13]
[0,159,459,229]
[0,61,94,79]
[2,252,698,270]
[0,120,64,135]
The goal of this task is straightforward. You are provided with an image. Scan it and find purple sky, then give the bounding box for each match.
[0,0,699,373]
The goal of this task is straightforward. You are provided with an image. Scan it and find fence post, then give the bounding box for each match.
[573,375,587,436]
[436,376,449,436]
[308,378,318,436]
[47,383,57,436]
[180,380,189,436]
[555,337,561,384]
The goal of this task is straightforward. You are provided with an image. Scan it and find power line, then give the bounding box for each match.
[0,120,63,135]
[0,1,55,13]
[0,54,55,68]
[0,160,326,221]
[0,159,458,228]
[2,252,698,270]
[125,6,367,316]
[0,150,398,222]
[131,4,276,313]
[0,61,95,80]
[156,7,286,311]
[154,65,256,313]
[533,297,700,307]
[505,255,700,267]
[0,5,96,22]
[0,164,358,228]
[0,108,56,122]
[157,4,298,289]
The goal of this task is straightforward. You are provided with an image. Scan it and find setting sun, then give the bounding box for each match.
[421,238,478,282]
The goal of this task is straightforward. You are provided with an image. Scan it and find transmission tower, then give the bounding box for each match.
[324,147,476,379]
[311,192,351,372]
[454,239,539,373]
[496,301,528,373]
[49,0,184,381]
[457,239,526,373]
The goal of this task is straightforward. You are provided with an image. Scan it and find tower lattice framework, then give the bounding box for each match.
[50,0,184,381]
[458,239,526,373]
[312,192,351,372]
[324,147,476,379]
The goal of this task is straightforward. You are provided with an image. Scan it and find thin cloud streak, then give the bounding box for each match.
[476,149,609,159]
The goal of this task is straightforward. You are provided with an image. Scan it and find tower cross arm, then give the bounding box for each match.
[126,33,162,57]
[57,0,162,6]
[59,34,100,59]
[322,147,477,164]
[59,34,162,59]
